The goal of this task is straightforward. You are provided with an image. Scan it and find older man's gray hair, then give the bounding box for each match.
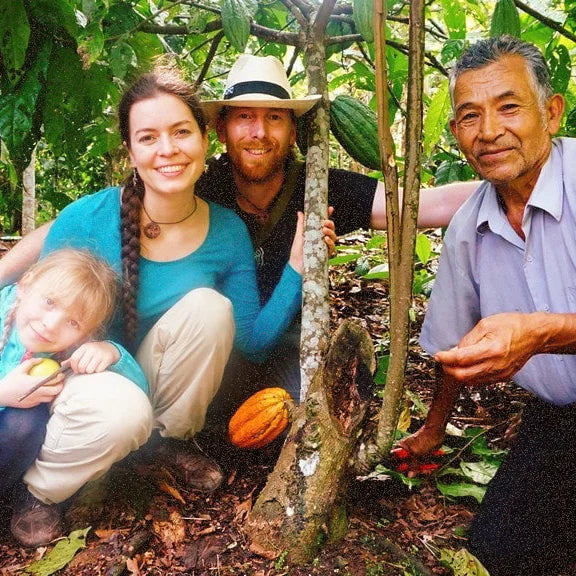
[449,35,553,109]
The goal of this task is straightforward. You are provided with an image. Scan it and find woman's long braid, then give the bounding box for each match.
[117,61,208,345]
[0,301,17,357]
[120,170,144,344]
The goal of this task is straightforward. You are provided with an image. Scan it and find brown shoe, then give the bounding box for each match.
[10,487,63,548]
[155,438,224,492]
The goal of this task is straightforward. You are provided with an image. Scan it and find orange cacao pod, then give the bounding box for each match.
[228,387,293,449]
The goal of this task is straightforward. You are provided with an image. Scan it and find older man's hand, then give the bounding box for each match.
[434,312,543,386]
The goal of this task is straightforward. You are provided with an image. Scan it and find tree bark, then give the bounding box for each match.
[245,320,375,563]
[21,148,36,235]
[375,0,425,455]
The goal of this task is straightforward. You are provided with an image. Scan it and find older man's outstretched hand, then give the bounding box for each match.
[434,312,545,386]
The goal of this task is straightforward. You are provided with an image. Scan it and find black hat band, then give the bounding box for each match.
[224,81,291,100]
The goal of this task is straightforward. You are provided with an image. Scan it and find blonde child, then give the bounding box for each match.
[0,249,147,506]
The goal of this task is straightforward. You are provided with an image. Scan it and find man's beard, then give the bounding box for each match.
[231,149,286,184]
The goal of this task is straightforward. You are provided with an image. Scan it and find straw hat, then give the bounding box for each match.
[202,55,321,126]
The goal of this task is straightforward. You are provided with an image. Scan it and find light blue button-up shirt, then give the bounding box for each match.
[420,138,576,405]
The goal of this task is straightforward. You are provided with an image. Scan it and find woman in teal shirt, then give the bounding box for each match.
[11,62,321,548]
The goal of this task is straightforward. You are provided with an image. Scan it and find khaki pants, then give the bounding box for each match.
[25,288,234,504]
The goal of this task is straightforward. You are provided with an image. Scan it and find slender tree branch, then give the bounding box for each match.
[279,0,310,28]
[193,30,224,89]
[314,0,338,33]
[286,48,301,76]
[179,1,221,15]
[387,39,448,76]
[514,0,576,44]
[138,21,302,46]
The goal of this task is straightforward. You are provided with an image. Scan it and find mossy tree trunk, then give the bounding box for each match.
[244,320,375,562]
[246,1,374,562]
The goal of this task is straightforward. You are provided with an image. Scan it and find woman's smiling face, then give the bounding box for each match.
[127,92,208,198]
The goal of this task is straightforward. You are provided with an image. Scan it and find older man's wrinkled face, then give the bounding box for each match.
[449,55,564,190]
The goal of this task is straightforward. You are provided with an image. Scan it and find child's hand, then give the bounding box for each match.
[0,360,64,408]
[68,341,120,374]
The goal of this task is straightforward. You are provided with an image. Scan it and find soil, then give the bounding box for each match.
[0,235,528,575]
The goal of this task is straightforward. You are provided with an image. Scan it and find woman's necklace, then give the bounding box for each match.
[141,196,198,239]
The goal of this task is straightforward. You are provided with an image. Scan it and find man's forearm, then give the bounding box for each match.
[533,312,576,355]
[424,364,462,433]
[0,223,51,287]
[370,180,479,230]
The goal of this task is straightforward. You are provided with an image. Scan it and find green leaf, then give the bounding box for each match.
[439,547,490,576]
[77,20,105,67]
[423,80,450,157]
[460,461,499,485]
[0,0,30,74]
[364,263,389,280]
[0,40,52,169]
[441,0,466,39]
[329,253,362,266]
[415,233,432,265]
[371,464,424,490]
[547,43,572,95]
[374,354,389,386]
[436,481,486,503]
[221,0,254,52]
[27,0,80,39]
[490,0,521,38]
[440,39,468,66]
[434,159,475,185]
[353,0,374,43]
[24,527,90,576]
[110,41,137,79]
[366,234,386,250]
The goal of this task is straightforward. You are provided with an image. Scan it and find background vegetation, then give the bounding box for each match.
[1,0,575,233]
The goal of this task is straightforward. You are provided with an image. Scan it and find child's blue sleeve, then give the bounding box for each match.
[106,342,149,394]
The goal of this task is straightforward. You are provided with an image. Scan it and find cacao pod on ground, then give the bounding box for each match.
[228,387,293,449]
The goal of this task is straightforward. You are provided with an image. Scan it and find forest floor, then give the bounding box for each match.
[0,234,528,576]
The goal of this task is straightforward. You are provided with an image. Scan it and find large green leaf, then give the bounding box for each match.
[0,0,30,74]
[439,548,490,576]
[490,0,521,38]
[0,40,52,169]
[26,0,80,38]
[221,0,256,52]
[460,460,499,485]
[436,481,486,503]
[23,527,90,576]
[78,20,106,67]
[110,40,137,79]
[547,43,572,95]
[441,0,466,39]
[353,0,374,43]
[423,80,450,157]
[415,233,432,265]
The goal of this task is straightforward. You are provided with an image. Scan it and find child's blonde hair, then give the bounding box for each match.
[0,249,119,354]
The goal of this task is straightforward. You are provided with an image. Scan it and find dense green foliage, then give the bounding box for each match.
[0,0,575,232]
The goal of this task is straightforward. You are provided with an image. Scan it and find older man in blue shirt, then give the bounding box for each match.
[402,36,576,576]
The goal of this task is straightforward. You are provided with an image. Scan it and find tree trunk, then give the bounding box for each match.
[245,320,375,563]
[375,0,425,456]
[21,148,36,235]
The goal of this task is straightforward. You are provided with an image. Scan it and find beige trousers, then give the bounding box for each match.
[25,288,235,504]
[137,288,235,439]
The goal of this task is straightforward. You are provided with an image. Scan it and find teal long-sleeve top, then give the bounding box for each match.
[42,187,302,360]
[0,284,148,409]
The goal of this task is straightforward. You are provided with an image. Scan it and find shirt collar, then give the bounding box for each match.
[475,139,563,233]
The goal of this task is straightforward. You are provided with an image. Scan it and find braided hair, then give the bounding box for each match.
[118,62,207,344]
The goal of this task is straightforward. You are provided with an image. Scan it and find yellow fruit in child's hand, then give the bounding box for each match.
[28,358,61,378]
